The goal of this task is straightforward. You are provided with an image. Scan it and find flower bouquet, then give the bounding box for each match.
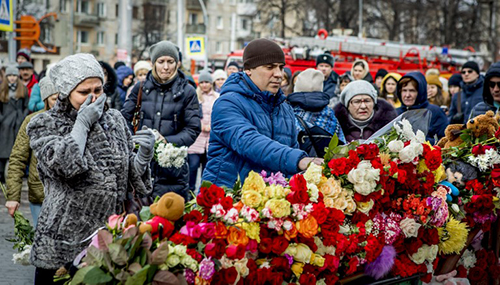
[1,182,35,266]
[151,129,188,169]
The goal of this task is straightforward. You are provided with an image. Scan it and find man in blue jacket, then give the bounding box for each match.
[448,61,484,124]
[396,72,448,144]
[470,61,500,118]
[202,39,322,188]
[316,53,339,101]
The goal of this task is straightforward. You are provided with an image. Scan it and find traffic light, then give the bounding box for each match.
[14,15,40,49]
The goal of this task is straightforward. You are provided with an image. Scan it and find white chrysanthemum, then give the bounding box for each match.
[12,245,31,266]
[468,148,500,171]
[155,142,188,169]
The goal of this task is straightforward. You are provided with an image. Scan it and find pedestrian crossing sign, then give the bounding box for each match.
[0,0,13,32]
[186,36,205,57]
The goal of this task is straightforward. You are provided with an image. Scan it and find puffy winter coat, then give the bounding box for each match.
[396,72,448,144]
[0,90,29,159]
[287,91,345,144]
[122,70,201,199]
[323,71,339,100]
[202,72,307,188]
[334,99,397,142]
[448,75,484,124]
[6,110,45,204]
[26,100,152,269]
[28,83,44,111]
[471,62,500,118]
[116,65,134,104]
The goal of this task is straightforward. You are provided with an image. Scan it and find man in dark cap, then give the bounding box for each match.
[226,61,240,77]
[18,61,38,97]
[202,38,322,188]
[470,61,500,117]
[448,61,484,123]
[316,52,339,100]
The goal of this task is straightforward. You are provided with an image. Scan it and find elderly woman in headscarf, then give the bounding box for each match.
[334,80,397,142]
[26,53,155,284]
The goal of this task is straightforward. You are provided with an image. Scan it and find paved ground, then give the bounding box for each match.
[0,180,36,285]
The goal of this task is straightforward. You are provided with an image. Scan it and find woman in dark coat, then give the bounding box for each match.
[0,65,29,182]
[334,80,397,142]
[122,41,201,201]
[99,61,121,110]
[26,53,154,283]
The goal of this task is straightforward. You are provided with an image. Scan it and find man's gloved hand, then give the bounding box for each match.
[133,126,156,174]
[71,94,107,156]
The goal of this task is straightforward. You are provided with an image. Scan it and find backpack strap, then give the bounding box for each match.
[295,115,321,157]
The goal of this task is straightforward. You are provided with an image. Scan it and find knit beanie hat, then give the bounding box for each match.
[39,76,58,101]
[340,80,378,106]
[198,70,213,83]
[426,74,442,89]
[316,53,334,67]
[243,39,285,70]
[134,60,152,75]
[18,61,33,69]
[227,61,240,70]
[50,53,104,98]
[294,68,324,93]
[375,68,388,79]
[462,61,480,74]
[212,69,227,81]
[149,41,179,64]
[5,65,19,76]
[17,48,31,61]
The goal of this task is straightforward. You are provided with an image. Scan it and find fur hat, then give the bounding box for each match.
[198,70,213,83]
[340,80,378,106]
[50,53,104,98]
[39,76,58,101]
[5,65,19,76]
[316,53,334,67]
[149,41,179,64]
[212,69,227,81]
[243,38,285,70]
[133,60,152,75]
[294,68,324,93]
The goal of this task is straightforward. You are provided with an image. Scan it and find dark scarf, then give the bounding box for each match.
[8,82,17,91]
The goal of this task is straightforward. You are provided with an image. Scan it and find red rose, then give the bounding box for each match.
[456,265,468,278]
[169,233,195,245]
[226,244,239,259]
[472,144,486,155]
[270,257,289,270]
[347,150,361,171]
[247,258,258,272]
[183,209,202,223]
[267,272,284,285]
[419,227,440,245]
[406,238,423,255]
[289,174,307,192]
[328,157,348,176]
[345,257,359,275]
[468,266,487,283]
[222,267,238,284]
[299,273,316,285]
[205,242,217,257]
[287,188,310,204]
[311,202,329,224]
[475,257,487,270]
[323,254,340,272]
[259,237,273,254]
[245,271,257,285]
[186,248,202,262]
[271,235,289,255]
[489,264,500,279]
[323,275,339,285]
[220,196,234,210]
[365,235,383,262]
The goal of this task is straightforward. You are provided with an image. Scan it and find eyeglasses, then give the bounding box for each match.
[489,81,500,89]
[350,98,374,107]
[461,69,474,75]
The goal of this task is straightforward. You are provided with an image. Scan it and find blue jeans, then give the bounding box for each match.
[188,153,207,192]
[29,202,42,228]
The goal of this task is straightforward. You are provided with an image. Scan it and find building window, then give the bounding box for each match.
[216,41,222,53]
[76,0,90,14]
[217,16,223,29]
[97,31,105,45]
[60,0,68,13]
[115,33,118,45]
[189,13,198,25]
[97,2,106,17]
[241,18,248,31]
[78,30,89,44]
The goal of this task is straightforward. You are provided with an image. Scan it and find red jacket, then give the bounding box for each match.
[26,74,38,97]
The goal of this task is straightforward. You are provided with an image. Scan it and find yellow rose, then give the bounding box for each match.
[356,199,374,214]
[324,197,335,208]
[266,184,287,199]
[285,243,313,263]
[291,262,304,277]
[309,253,325,267]
[240,222,260,243]
[304,163,323,185]
[241,190,262,208]
[345,196,357,215]
[265,198,291,218]
[242,171,266,192]
[318,177,343,198]
[332,195,348,211]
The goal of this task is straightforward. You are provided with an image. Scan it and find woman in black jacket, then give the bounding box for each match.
[122,41,201,201]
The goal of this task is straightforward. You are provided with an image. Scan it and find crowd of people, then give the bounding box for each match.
[1,39,500,283]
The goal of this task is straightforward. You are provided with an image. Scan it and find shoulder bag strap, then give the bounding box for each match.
[132,82,143,134]
[295,115,321,157]
[456,91,462,114]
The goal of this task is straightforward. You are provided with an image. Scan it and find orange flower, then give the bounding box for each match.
[285,222,298,240]
[227,226,249,246]
[296,215,318,238]
[215,222,228,239]
[195,276,211,285]
[233,201,244,212]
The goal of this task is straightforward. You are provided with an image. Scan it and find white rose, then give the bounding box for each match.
[388,140,404,153]
[399,217,421,238]
[365,168,381,182]
[234,258,250,278]
[411,142,423,156]
[166,255,181,268]
[354,181,375,196]
[308,184,319,202]
[399,145,417,163]
[173,244,187,256]
[451,204,460,213]
[181,255,197,269]
[463,255,477,269]
[426,245,439,262]
[415,130,426,143]
[348,168,365,184]
[410,247,426,264]
[356,199,374,214]
[304,163,323,185]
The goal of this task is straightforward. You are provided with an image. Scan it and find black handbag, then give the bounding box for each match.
[295,115,335,157]
[123,181,153,220]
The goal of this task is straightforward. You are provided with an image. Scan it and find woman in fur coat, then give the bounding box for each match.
[26,54,155,284]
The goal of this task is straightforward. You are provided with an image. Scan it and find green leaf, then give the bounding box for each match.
[152,270,179,285]
[83,246,104,267]
[200,180,213,189]
[70,266,94,285]
[123,226,139,239]
[97,229,113,251]
[141,233,153,249]
[128,234,144,262]
[329,134,339,150]
[151,241,169,265]
[140,248,148,266]
[128,262,143,274]
[140,206,153,221]
[81,266,113,284]
[125,265,150,285]
[115,269,131,282]
[109,243,128,266]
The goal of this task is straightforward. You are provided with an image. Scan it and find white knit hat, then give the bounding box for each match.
[212,69,227,81]
[49,53,104,98]
[134,60,152,75]
[293,68,324,93]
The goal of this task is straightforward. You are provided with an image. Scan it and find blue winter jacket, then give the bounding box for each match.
[323,71,339,100]
[396,72,448,145]
[28,84,44,112]
[116,66,134,104]
[448,75,484,124]
[202,72,307,188]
